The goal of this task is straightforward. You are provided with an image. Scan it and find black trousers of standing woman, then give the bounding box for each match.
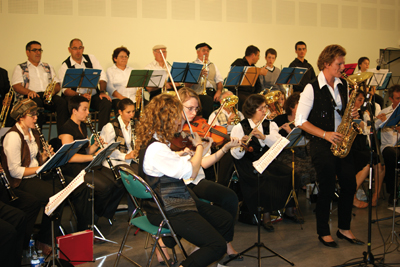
[310,139,357,237]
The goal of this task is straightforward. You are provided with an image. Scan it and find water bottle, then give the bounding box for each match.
[30,254,40,267]
[37,250,45,265]
[28,235,36,258]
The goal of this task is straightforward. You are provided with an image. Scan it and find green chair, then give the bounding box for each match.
[114,166,187,267]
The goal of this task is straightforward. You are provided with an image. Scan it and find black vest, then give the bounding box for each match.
[307,78,348,135]
[111,118,133,154]
[62,54,96,92]
[240,119,270,161]
[138,139,197,215]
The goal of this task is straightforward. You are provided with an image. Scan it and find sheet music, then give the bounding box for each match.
[45,170,86,216]
[252,136,290,174]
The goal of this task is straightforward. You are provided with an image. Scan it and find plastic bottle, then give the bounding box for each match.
[37,250,45,265]
[28,235,36,258]
[30,254,40,267]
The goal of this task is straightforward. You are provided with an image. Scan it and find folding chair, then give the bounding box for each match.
[114,166,187,267]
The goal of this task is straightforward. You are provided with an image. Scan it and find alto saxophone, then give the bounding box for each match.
[0,87,14,128]
[330,73,363,158]
[43,77,57,105]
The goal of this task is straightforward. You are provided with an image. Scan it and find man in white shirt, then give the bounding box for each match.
[375,84,400,204]
[11,41,69,133]
[58,38,112,131]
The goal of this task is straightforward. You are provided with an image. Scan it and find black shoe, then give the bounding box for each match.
[262,221,275,232]
[283,213,304,224]
[336,230,364,245]
[318,236,338,248]
[228,254,244,261]
[159,258,175,266]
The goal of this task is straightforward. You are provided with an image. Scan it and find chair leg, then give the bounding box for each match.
[144,232,150,249]
[114,224,132,267]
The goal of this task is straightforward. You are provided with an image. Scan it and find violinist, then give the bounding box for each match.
[134,94,236,267]
[230,94,298,232]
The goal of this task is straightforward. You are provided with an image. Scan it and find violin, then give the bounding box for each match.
[183,116,229,147]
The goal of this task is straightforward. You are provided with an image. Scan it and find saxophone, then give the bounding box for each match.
[43,77,57,105]
[330,73,363,158]
[0,87,14,128]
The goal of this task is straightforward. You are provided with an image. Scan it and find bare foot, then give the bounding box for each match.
[371,193,378,207]
[226,242,238,255]
[353,197,368,208]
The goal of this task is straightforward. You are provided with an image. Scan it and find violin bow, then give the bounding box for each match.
[160,49,195,136]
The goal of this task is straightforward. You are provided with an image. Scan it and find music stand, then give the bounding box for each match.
[40,139,89,267]
[167,62,203,84]
[62,68,101,95]
[282,128,308,227]
[343,63,358,76]
[223,137,294,267]
[276,67,307,93]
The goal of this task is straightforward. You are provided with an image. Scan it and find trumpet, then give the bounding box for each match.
[86,117,121,180]
[200,55,209,95]
[0,163,18,202]
[0,87,14,128]
[43,77,57,105]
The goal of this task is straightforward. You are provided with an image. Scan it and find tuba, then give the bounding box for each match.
[0,87,14,128]
[263,90,283,118]
[330,72,372,158]
[43,77,57,105]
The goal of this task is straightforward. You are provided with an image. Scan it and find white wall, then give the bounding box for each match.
[1,0,399,81]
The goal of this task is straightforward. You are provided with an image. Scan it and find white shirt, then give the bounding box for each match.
[377,104,399,152]
[230,119,281,159]
[208,109,245,134]
[106,64,137,102]
[11,61,59,92]
[58,54,107,95]
[100,116,134,167]
[144,60,170,88]
[3,123,39,179]
[193,58,224,88]
[295,71,345,131]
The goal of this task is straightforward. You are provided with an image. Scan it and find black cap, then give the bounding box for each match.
[195,43,212,50]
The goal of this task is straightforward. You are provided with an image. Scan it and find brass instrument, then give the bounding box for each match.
[43,77,57,105]
[0,87,14,128]
[86,117,121,180]
[0,163,18,201]
[330,72,373,158]
[221,94,240,125]
[200,55,209,95]
[263,90,283,118]
[135,88,144,117]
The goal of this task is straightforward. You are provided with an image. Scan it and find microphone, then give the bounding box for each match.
[376,49,386,70]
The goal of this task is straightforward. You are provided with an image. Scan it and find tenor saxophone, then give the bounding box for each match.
[0,87,14,128]
[330,73,363,158]
[43,77,57,105]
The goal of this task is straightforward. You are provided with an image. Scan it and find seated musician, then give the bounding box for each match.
[273,92,316,189]
[375,84,400,205]
[1,99,62,255]
[106,46,138,111]
[231,94,299,232]
[134,94,238,267]
[11,41,69,134]
[58,38,112,131]
[207,90,244,186]
[59,95,125,223]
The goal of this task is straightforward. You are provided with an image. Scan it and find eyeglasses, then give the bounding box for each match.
[257,105,268,111]
[30,49,43,53]
[117,55,129,59]
[70,46,84,51]
[27,112,38,117]
[184,106,199,112]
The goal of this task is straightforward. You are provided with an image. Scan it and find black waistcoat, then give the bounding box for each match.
[240,119,270,161]
[62,54,96,92]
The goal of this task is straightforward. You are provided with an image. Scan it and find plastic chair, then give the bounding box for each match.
[114,166,187,267]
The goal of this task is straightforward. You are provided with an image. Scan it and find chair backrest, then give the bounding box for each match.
[119,165,153,200]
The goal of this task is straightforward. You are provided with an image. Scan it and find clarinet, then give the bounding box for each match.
[86,118,121,180]
[34,124,68,186]
[0,163,18,202]
[130,119,139,164]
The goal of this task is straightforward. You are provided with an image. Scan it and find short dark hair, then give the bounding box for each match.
[242,94,266,118]
[117,98,135,112]
[355,89,366,98]
[388,84,400,98]
[317,44,346,71]
[357,57,369,70]
[265,48,277,58]
[26,41,41,51]
[245,45,260,57]
[295,41,306,50]
[69,38,83,48]
[68,95,89,114]
[283,92,300,115]
[112,46,130,63]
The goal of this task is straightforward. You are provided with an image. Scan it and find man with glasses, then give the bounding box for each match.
[58,38,111,131]
[11,41,69,134]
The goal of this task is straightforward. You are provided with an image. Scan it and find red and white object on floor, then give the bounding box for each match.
[57,230,93,266]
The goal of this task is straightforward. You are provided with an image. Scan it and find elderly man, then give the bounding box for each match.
[230,45,267,111]
[289,41,316,93]
[11,41,69,133]
[58,38,112,131]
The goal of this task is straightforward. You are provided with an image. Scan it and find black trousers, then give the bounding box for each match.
[30,92,69,134]
[216,152,235,187]
[382,146,400,195]
[0,201,26,267]
[310,140,357,236]
[198,95,214,120]
[147,195,233,267]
